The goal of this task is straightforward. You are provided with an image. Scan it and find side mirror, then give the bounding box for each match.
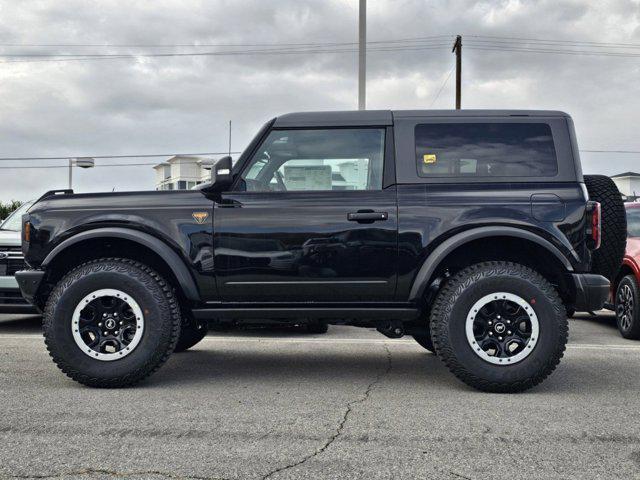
[202,156,233,193]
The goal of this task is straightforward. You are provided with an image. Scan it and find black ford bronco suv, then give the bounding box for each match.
[16,110,624,392]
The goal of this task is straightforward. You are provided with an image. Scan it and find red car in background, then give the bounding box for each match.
[613,203,640,339]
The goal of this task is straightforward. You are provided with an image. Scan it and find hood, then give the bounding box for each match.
[29,189,206,213]
[0,229,21,247]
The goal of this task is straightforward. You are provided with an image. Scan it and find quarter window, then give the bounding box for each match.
[415,123,558,178]
[240,128,385,192]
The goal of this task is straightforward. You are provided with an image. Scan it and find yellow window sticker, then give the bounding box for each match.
[423,153,437,164]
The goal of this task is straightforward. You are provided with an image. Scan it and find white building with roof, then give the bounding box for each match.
[611,171,640,201]
[153,155,214,190]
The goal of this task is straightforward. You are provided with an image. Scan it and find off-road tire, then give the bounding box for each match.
[175,317,209,352]
[307,320,329,334]
[430,261,568,393]
[584,174,626,281]
[614,275,640,340]
[413,333,435,353]
[43,258,181,387]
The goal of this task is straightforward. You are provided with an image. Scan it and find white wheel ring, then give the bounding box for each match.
[71,289,145,362]
[465,292,539,365]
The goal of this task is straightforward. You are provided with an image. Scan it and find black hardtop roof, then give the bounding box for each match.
[273,109,570,128]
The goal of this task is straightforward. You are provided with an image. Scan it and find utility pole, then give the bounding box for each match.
[228,120,232,157]
[358,0,366,110]
[452,35,462,109]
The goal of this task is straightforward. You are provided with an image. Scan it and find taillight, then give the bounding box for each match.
[586,201,601,250]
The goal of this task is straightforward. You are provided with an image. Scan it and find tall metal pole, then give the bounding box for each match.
[358,0,366,110]
[452,35,462,109]
[228,120,232,157]
[68,158,73,189]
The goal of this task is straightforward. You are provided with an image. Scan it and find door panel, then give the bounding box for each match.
[214,188,398,302]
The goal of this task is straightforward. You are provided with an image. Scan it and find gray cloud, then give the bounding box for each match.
[0,0,639,202]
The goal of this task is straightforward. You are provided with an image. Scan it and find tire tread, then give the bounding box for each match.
[43,257,181,388]
[430,261,568,393]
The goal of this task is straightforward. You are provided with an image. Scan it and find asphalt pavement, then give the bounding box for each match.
[0,311,639,480]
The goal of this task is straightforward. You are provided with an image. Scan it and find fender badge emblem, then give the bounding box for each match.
[192,212,209,224]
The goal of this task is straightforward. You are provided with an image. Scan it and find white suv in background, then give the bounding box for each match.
[0,201,35,313]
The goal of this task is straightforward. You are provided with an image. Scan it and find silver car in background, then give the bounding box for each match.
[0,201,35,313]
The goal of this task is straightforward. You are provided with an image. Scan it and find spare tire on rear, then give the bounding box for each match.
[583,174,626,281]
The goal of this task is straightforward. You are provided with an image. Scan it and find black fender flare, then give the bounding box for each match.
[408,226,575,301]
[42,227,200,301]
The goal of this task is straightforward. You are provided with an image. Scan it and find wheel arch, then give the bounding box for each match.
[40,228,200,303]
[612,258,639,293]
[409,226,574,303]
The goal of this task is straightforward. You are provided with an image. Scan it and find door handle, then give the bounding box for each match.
[347,211,388,223]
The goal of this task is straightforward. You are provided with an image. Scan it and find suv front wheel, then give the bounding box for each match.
[430,261,568,393]
[43,258,181,387]
[615,275,640,339]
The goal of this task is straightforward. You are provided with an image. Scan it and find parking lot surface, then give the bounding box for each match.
[0,312,639,480]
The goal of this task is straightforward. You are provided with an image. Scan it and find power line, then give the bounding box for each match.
[466,34,640,49]
[468,39,640,50]
[0,43,453,64]
[0,162,164,170]
[4,42,639,65]
[0,35,454,48]
[466,45,640,58]
[0,151,241,162]
[428,66,455,108]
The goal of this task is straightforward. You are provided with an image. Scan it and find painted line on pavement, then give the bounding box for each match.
[1,333,640,350]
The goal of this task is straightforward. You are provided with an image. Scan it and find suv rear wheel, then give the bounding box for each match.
[43,258,181,387]
[430,261,568,393]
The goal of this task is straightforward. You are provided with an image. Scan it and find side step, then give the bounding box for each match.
[192,307,420,321]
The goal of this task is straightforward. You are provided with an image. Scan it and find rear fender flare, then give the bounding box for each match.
[408,226,574,301]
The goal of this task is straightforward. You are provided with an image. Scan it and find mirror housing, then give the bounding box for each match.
[201,156,233,193]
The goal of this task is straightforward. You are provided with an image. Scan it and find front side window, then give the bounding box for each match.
[239,128,385,192]
[415,123,558,178]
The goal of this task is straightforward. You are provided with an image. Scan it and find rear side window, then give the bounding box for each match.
[415,123,558,178]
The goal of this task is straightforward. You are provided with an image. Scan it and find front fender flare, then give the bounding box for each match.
[408,226,575,302]
[42,227,201,301]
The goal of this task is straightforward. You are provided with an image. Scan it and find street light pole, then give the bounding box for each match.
[358,0,366,110]
[68,157,96,190]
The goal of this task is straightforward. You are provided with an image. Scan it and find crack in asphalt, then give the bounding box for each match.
[448,472,473,480]
[260,344,393,480]
[4,468,229,480]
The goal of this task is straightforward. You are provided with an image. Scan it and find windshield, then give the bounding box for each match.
[0,201,33,232]
[626,206,640,237]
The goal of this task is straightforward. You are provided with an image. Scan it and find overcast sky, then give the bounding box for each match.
[0,0,639,202]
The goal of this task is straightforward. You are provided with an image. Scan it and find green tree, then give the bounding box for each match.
[0,200,22,220]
